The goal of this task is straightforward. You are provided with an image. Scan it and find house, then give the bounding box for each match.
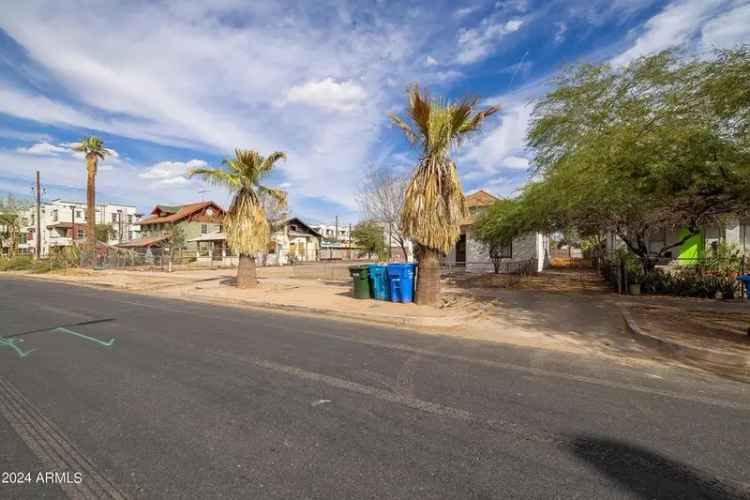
[606,216,750,261]
[311,223,352,244]
[19,199,139,257]
[187,216,322,266]
[125,201,224,254]
[443,190,549,273]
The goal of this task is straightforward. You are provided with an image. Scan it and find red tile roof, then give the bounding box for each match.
[465,190,500,208]
[116,234,170,248]
[461,190,501,227]
[138,201,224,226]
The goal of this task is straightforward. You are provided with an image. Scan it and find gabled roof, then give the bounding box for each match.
[461,190,501,226]
[116,234,170,248]
[465,190,500,208]
[138,201,224,226]
[286,217,323,238]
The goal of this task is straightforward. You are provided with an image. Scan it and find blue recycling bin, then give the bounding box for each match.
[387,263,402,302]
[387,263,417,303]
[399,263,417,303]
[368,264,389,300]
[737,275,750,298]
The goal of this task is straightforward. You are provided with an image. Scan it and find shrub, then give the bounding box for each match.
[0,255,34,271]
[641,268,740,299]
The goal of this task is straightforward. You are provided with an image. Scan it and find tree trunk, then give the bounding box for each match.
[415,246,441,306]
[86,157,97,268]
[236,253,257,289]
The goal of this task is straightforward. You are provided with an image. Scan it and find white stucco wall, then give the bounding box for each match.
[445,228,548,273]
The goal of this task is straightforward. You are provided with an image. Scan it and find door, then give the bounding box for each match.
[455,234,466,266]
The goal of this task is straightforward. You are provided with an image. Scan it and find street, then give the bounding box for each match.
[1,275,749,499]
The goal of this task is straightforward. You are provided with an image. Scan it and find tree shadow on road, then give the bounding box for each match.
[567,434,750,499]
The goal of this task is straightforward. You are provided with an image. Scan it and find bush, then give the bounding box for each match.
[641,268,740,299]
[0,255,34,271]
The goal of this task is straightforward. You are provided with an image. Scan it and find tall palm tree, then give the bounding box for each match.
[72,136,113,267]
[189,149,287,289]
[389,85,498,305]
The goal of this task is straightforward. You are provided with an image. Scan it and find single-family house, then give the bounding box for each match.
[121,201,225,254]
[605,216,750,262]
[187,216,322,266]
[443,190,550,273]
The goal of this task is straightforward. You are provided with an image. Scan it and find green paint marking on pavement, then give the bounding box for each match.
[0,337,36,358]
[53,327,116,347]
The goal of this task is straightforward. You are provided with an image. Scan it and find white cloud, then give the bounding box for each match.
[0,2,441,216]
[503,156,530,169]
[611,0,723,66]
[16,142,68,156]
[454,6,477,18]
[0,148,226,210]
[456,18,523,64]
[460,102,533,175]
[700,2,750,50]
[554,22,568,44]
[139,159,206,187]
[424,55,439,67]
[286,78,367,112]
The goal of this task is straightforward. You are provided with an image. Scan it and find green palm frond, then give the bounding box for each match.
[72,135,112,160]
[188,167,242,190]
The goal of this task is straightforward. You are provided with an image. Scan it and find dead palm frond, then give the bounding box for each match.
[189,149,287,255]
[390,85,499,253]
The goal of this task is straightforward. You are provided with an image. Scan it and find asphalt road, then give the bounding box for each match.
[1,276,749,499]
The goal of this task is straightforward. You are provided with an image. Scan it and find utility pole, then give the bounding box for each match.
[334,216,339,243]
[69,204,76,243]
[35,171,41,259]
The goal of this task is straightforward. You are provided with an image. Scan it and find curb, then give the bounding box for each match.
[618,304,749,370]
[180,290,481,329]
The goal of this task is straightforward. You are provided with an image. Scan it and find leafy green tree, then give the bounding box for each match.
[0,211,20,257]
[95,224,114,243]
[516,48,750,272]
[352,221,386,260]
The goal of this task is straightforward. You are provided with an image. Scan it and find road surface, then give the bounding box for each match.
[1,276,749,499]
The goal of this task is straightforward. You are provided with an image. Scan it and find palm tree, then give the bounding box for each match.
[389,85,498,305]
[72,136,113,267]
[189,149,287,289]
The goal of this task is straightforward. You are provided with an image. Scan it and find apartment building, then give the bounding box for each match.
[20,199,140,257]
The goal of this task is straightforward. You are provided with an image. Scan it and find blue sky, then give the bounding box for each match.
[0,0,748,224]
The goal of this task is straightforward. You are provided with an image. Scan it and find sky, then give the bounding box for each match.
[0,0,748,224]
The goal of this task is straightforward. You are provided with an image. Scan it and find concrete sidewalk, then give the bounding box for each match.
[10,268,481,330]
[175,277,481,329]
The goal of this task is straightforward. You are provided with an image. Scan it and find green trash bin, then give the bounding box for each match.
[349,265,371,299]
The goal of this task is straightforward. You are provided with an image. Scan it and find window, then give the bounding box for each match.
[76,210,82,219]
[201,224,208,234]
[128,215,133,224]
[112,213,118,223]
[128,231,134,240]
[78,229,85,239]
[52,209,58,222]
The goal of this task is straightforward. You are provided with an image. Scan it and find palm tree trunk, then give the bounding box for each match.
[237,253,257,289]
[86,158,97,268]
[415,246,441,305]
